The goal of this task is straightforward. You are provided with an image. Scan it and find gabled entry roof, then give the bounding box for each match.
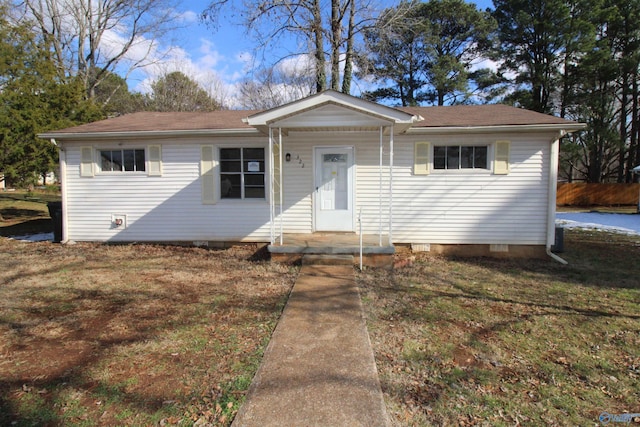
[245,90,421,133]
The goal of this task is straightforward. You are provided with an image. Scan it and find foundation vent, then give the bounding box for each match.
[411,243,431,252]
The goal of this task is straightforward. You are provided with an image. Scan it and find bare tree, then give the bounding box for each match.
[203,0,384,94]
[18,0,179,102]
[238,58,316,109]
[200,71,232,109]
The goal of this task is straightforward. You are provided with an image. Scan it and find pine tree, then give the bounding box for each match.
[0,7,102,187]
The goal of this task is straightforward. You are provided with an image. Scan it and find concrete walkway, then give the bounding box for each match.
[231,263,390,427]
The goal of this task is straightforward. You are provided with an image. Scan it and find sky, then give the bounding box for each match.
[124,0,495,108]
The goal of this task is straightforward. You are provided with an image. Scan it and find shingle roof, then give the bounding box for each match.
[48,110,259,134]
[45,104,579,135]
[401,104,574,127]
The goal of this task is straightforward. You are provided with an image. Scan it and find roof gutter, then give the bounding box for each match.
[406,123,586,135]
[38,127,261,141]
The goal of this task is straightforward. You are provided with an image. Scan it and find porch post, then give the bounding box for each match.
[268,127,284,245]
[268,127,275,245]
[278,128,283,245]
[379,126,383,246]
[389,125,394,246]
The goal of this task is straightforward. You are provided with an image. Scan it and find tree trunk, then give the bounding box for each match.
[626,71,639,182]
[633,76,640,180]
[341,0,355,94]
[617,71,628,183]
[313,0,326,92]
[330,0,341,90]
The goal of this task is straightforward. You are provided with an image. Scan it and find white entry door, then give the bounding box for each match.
[314,147,354,232]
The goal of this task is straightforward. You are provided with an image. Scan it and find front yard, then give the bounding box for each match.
[359,230,640,426]
[0,240,297,426]
[1,193,638,426]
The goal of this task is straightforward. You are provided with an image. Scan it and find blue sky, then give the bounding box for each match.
[127,0,495,107]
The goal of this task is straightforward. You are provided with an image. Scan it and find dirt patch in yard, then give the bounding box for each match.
[0,240,297,426]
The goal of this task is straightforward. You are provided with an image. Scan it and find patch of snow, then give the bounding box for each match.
[556,212,640,236]
[9,232,54,242]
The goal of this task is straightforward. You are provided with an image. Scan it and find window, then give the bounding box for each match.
[433,145,488,170]
[220,147,265,199]
[100,149,146,172]
[81,146,161,177]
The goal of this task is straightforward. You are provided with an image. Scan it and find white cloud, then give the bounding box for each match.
[276,54,315,76]
[177,10,199,23]
[198,39,224,69]
[470,57,500,73]
[121,35,252,108]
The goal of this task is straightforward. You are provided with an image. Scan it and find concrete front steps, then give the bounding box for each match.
[268,233,394,268]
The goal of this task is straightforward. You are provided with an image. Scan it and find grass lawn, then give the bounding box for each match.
[2,193,639,425]
[0,189,60,237]
[0,239,297,426]
[358,230,640,426]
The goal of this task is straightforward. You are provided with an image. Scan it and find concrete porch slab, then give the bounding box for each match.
[268,233,395,255]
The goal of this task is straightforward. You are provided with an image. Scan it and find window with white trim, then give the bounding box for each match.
[220,147,265,199]
[433,145,488,170]
[80,146,161,177]
[100,149,146,172]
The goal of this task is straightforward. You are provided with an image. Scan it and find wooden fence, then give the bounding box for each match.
[557,183,640,206]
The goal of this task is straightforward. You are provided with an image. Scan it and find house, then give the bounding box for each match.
[40,90,584,264]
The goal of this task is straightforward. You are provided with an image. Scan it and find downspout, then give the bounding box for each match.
[546,132,568,264]
[51,138,69,243]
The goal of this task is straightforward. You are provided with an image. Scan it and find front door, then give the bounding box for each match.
[314,147,354,232]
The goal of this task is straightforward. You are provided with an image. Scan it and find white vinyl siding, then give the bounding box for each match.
[276,130,391,235]
[393,134,550,245]
[63,139,270,242]
[269,133,314,233]
[62,131,551,247]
